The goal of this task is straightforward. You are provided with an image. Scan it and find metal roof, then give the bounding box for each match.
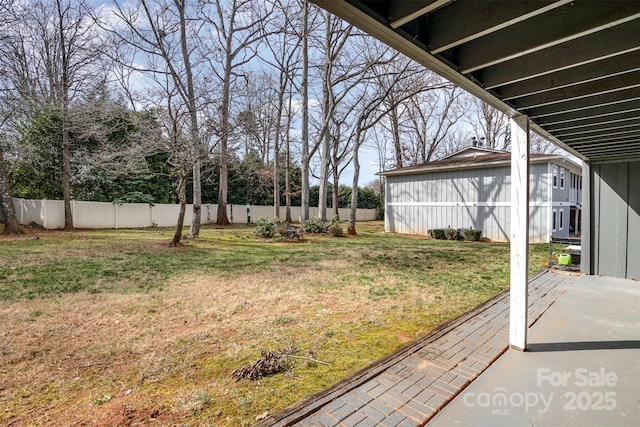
[310,0,640,163]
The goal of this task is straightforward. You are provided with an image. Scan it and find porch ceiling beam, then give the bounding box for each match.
[543,110,640,131]
[554,123,640,139]
[582,152,640,162]
[562,130,640,144]
[425,0,570,54]
[578,146,640,157]
[480,21,640,90]
[388,0,450,29]
[456,4,640,74]
[526,87,640,119]
[587,153,640,162]
[576,146,640,160]
[498,53,640,101]
[571,140,640,150]
[512,71,640,110]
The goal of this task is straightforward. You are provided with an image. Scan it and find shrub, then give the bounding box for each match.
[253,217,282,238]
[444,228,459,240]
[302,217,330,234]
[328,223,343,237]
[429,229,446,240]
[464,229,482,241]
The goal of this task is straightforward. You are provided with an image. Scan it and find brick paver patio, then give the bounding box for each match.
[256,270,578,427]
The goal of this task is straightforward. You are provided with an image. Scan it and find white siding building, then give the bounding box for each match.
[380,147,582,243]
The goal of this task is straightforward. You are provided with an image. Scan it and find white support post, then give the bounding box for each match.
[510,115,530,351]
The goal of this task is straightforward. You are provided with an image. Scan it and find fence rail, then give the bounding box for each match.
[1,198,377,229]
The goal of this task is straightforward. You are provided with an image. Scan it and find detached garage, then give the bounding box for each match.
[380,146,582,243]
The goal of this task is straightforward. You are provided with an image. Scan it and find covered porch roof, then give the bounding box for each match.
[310,0,640,163]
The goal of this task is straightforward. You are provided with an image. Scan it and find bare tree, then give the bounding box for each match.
[387,101,404,168]
[530,132,560,154]
[4,0,102,230]
[0,117,20,234]
[328,113,351,218]
[0,157,19,235]
[377,58,421,169]
[234,73,278,163]
[199,0,271,225]
[283,78,299,223]
[402,84,466,164]
[347,55,424,235]
[466,97,510,150]
[104,0,206,237]
[0,0,21,234]
[315,11,350,222]
[311,12,388,221]
[300,0,311,223]
[163,95,192,246]
[261,0,301,218]
[0,108,18,235]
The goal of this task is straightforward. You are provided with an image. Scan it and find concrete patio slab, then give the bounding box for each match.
[428,275,640,427]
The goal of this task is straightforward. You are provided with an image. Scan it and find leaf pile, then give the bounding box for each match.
[231,346,297,381]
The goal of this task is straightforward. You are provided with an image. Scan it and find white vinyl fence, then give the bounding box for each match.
[1,198,377,229]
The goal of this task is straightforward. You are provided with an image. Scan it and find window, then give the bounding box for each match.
[560,168,565,189]
[553,165,558,188]
[553,209,557,232]
[559,209,564,231]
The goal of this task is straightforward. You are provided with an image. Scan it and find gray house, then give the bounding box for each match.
[380,147,582,243]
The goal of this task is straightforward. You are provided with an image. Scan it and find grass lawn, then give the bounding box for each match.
[0,222,551,426]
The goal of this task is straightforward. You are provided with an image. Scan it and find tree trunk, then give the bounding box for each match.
[285,145,291,224]
[348,129,362,236]
[57,0,73,231]
[177,0,201,238]
[216,37,233,226]
[190,158,201,234]
[420,120,427,163]
[300,0,310,224]
[171,174,187,246]
[318,126,330,221]
[273,145,280,218]
[390,104,402,168]
[0,146,20,235]
[273,63,286,219]
[317,22,331,222]
[217,157,230,225]
[62,109,73,230]
[284,86,293,224]
[332,163,339,219]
